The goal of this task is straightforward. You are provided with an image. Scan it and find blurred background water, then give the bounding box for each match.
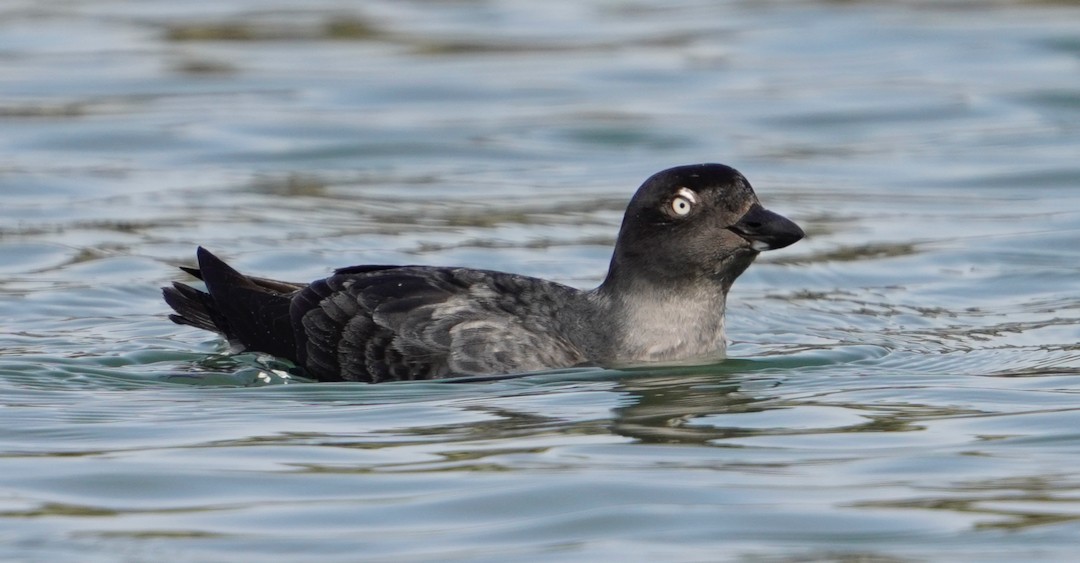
[1,0,1079,560]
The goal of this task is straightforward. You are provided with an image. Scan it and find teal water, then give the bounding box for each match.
[2,0,1080,560]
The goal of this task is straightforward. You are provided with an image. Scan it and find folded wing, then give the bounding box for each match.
[292,266,589,382]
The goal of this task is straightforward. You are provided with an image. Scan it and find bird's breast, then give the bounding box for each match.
[608,288,729,364]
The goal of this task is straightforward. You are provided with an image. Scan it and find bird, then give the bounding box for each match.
[163,163,804,383]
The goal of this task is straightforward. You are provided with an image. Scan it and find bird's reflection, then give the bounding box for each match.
[606,365,777,445]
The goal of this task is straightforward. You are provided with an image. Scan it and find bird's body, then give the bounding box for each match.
[164,163,804,382]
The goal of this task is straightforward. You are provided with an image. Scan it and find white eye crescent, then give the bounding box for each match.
[669,183,704,216]
[670,188,698,217]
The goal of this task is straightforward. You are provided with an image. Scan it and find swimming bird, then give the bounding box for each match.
[163,163,803,382]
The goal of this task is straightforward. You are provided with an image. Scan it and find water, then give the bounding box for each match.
[2,0,1079,560]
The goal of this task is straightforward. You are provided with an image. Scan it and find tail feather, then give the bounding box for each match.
[179,266,202,280]
[176,257,304,293]
[162,282,218,333]
[164,247,300,360]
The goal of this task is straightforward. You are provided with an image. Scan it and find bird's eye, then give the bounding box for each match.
[670,195,694,217]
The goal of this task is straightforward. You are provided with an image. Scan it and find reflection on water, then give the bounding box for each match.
[2,0,1080,560]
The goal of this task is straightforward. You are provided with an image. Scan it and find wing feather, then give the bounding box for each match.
[289,267,588,382]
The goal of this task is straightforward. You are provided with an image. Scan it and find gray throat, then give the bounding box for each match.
[588,281,729,365]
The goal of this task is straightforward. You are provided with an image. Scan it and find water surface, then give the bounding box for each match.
[1,1,1080,561]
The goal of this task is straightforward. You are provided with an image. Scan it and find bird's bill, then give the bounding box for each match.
[727,203,804,251]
